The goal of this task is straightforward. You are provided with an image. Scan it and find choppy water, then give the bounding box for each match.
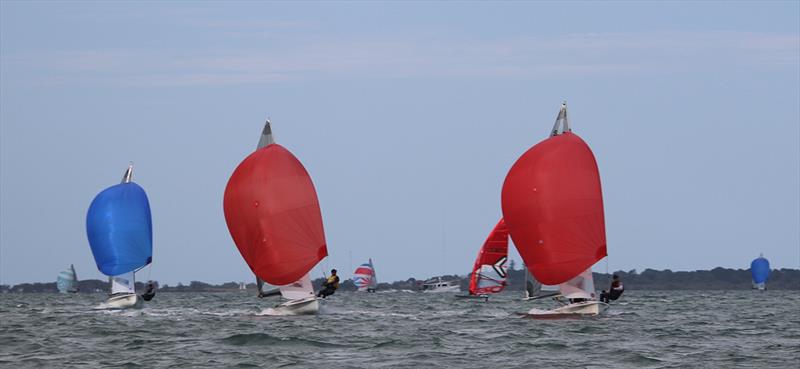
[1,290,798,368]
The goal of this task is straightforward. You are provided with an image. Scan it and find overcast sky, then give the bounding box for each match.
[2,1,798,285]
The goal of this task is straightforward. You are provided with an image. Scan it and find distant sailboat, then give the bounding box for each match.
[86,164,153,309]
[456,219,509,301]
[751,254,770,290]
[502,102,610,317]
[352,259,378,292]
[224,119,328,315]
[56,264,79,294]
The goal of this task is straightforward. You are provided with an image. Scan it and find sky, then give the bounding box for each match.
[1,1,798,286]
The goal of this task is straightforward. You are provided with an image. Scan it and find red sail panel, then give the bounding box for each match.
[223,144,327,286]
[501,132,606,286]
[468,218,509,295]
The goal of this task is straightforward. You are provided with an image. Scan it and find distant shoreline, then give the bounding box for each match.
[3,267,798,293]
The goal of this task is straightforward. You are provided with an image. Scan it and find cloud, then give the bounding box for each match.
[4,31,798,86]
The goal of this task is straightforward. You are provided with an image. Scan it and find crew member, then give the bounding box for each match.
[141,281,156,301]
[600,274,624,303]
[317,269,340,298]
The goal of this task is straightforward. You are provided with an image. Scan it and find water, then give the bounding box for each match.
[1,290,798,368]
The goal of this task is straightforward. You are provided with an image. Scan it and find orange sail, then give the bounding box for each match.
[501,108,606,286]
[223,143,327,286]
[468,219,509,295]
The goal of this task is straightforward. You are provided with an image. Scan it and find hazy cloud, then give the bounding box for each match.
[4,31,797,87]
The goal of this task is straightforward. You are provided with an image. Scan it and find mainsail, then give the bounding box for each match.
[110,272,136,295]
[352,259,377,291]
[750,254,770,289]
[224,120,328,287]
[557,268,596,300]
[86,164,153,290]
[56,264,79,293]
[501,103,607,286]
[468,219,509,295]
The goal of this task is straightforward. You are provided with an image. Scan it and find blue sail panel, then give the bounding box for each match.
[86,182,152,276]
[750,257,770,284]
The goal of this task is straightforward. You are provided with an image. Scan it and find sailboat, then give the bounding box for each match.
[223,119,328,315]
[502,102,609,318]
[56,264,79,293]
[456,218,509,301]
[86,164,153,309]
[352,259,378,292]
[750,254,770,290]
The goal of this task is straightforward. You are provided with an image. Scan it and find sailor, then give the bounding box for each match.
[317,269,340,298]
[141,281,156,301]
[600,274,624,303]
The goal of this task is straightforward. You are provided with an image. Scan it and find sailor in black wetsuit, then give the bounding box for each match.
[600,275,624,303]
[317,269,340,298]
[141,281,156,301]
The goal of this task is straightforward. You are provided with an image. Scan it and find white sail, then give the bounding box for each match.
[476,264,506,290]
[558,268,596,300]
[111,272,136,295]
[278,273,315,300]
[56,264,79,293]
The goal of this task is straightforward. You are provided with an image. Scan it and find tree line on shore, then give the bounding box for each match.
[3,267,798,293]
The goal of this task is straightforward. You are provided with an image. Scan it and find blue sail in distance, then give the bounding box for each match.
[750,256,770,284]
[86,178,152,276]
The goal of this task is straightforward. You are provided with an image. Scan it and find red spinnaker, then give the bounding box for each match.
[468,218,509,295]
[223,144,327,286]
[501,132,606,286]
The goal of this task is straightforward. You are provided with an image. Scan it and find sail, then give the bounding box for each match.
[558,268,596,300]
[524,264,559,299]
[751,255,770,285]
[110,272,136,294]
[352,259,377,291]
[277,273,315,300]
[56,265,78,293]
[501,105,607,286]
[223,122,327,286]
[468,219,509,295]
[86,166,153,276]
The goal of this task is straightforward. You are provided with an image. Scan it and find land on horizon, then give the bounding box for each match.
[5,267,798,294]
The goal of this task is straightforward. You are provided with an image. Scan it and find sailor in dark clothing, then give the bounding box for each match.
[317,269,340,298]
[141,281,156,301]
[600,274,624,303]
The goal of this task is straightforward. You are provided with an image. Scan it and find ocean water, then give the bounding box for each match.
[1,290,798,368]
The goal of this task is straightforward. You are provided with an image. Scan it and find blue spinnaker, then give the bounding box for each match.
[750,257,770,284]
[86,182,152,276]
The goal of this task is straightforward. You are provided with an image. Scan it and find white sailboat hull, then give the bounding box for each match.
[422,285,461,293]
[259,297,320,316]
[526,300,608,319]
[94,293,143,310]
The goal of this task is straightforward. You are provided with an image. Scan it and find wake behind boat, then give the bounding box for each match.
[502,103,614,318]
[224,119,329,316]
[86,164,153,310]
